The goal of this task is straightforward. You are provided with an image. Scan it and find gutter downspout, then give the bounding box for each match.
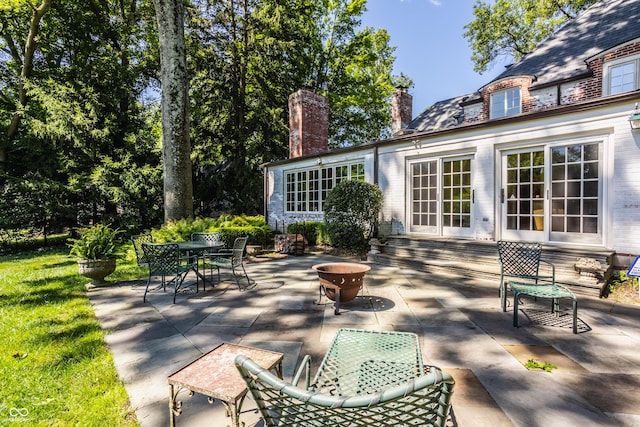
[373,146,379,185]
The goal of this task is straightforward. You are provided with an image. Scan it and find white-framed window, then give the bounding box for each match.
[285,161,365,212]
[490,87,521,119]
[604,55,640,95]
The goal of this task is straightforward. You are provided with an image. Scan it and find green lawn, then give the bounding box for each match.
[0,246,143,426]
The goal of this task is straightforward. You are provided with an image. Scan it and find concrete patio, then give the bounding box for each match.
[88,253,640,427]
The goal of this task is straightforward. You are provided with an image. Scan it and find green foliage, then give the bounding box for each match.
[609,270,639,292]
[0,175,76,236]
[524,359,557,372]
[0,230,68,255]
[1,0,161,231]
[151,215,273,247]
[188,0,399,215]
[287,222,325,246]
[463,0,596,73]
[68,224,124,260]
[0,248,136,424]
[1,0,400,227]
[323,180,383,251]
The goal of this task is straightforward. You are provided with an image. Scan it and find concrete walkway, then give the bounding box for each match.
[88,253,640,427]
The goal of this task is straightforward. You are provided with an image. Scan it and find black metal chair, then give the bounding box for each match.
[141,242,197,303]
[204,236,249,290]
[496,240,555,312]
[131,233,152,267]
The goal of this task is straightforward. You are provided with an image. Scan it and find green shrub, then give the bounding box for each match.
[151,215,273,247]
[323,180,383,252]
[287,222,324,246]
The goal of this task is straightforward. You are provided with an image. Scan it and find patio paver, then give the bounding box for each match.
[89,253,640,427]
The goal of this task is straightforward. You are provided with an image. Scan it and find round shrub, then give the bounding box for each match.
[323,180,383,252]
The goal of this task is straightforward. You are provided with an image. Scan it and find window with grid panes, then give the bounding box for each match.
[490,87,521,119]
[605,56,639,95]
[285,162,365,212]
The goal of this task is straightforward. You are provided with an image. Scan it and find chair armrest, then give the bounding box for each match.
[235,354,455,409]
[207,249,232,258]
[539,259,556,282]
[292,355,312,389]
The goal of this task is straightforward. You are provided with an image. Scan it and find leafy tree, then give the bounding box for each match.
[0,0,51,172]
[310,0,396,147]
[1,0,402,233]
[464,0,596,73]
[1,0,163,233]
[187,0,398,216]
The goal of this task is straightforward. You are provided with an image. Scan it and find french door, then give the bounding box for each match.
[409,156,473,237]
[501,148,546,241]
[500,142,602,244]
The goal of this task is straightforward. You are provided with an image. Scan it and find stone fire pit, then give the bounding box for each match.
[312,262,371,314]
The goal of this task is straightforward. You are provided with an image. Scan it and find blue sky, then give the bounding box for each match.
[361,0,505,114]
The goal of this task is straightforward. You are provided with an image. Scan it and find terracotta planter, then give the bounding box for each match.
[78,258,116,286]
[312,262,371,303]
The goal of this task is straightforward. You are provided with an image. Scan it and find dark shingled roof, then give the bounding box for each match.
[406,0,640,133]
[492,0,640,88]
[407,94,471,132]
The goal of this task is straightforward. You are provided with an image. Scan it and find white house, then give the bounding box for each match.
[261,0,640,259]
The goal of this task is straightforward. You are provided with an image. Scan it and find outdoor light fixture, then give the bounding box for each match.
[629,103,640,130]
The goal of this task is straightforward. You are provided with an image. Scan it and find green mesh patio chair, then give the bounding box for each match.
[203,236,249,290]
[191,231,224,271]
[141,242,198,303]
[191,232,223,248]
[497,240,555,312]
[236,341,454,427]
[131,233,152,267]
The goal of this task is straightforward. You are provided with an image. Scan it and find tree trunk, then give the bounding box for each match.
[153,0,193,223]
[2,0,51,173]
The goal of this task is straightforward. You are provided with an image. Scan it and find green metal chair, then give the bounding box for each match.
[497,240,555,312]
[141,242,197,303]
[191,232,223,247]
[203,236,249,290]
[191,231,224,275]
[236,350,454,427]
[131,233,152,267]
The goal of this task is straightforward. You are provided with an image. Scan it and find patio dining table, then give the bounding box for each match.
[175,241,224,286]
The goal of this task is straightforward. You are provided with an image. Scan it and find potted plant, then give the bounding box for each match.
[68,223,123,288]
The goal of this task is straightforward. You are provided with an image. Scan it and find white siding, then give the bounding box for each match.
[611,119,640,253]
[264,99,640,255]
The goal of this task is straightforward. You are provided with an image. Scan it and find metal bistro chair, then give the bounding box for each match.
[497,240,555,312]
[141,242,198,303]
[131,233,153,267]
[203,236,249,290]
[191,231,224,276]
[235,329,455,426]
[191,232,223,248]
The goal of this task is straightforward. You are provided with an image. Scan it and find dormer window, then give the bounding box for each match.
[490,87,521,119]
[604,56,639,95]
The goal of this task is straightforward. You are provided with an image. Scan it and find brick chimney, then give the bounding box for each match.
[288,89,329,158]
[392,85,413,134]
